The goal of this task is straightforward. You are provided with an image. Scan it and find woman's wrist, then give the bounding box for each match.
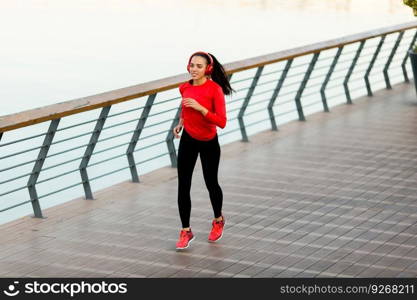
[200,107,208,116]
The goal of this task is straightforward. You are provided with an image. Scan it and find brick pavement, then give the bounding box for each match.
[0,83,416,278]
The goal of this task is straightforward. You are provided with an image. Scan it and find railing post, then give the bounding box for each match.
[365,35,386,96]
[321,46,343,112]
[79,105,111,199]
[126,94,156,182]
[167,105,182,168]
[384,31,404,89]
[268,59,293,131]
[344,40,366,104]
[27,118,60,218]
[402,29,417,82]
[238,66,264,142]
[294,52,320,121]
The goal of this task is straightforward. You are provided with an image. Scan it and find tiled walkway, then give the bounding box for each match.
[1,83,416,278]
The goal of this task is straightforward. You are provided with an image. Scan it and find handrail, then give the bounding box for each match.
[1,21,416,133]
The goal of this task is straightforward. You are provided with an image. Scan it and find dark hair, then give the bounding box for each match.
[192,52,234,95]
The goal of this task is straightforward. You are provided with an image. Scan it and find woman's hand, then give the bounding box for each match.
[183,98,204,113]
[173,124,183,139]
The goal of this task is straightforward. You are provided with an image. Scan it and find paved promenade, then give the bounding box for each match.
[1,83,416,277]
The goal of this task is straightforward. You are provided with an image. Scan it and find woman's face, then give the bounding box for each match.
[189,55,208,80]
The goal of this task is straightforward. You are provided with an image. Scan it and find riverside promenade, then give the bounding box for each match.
[0,82,416,278]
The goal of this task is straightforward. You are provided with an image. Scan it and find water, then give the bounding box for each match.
[0,0,413,114]
[0,0,415,224]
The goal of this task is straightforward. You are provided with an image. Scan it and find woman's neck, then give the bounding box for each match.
[192,76,208,86]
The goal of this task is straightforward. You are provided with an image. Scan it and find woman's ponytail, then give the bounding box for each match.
[208,53,234,95]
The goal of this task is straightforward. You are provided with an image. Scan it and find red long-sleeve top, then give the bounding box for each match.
[179,78,227,141]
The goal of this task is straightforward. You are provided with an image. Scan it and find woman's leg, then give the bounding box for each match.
[177,130,199,228]
[200,135,223,218]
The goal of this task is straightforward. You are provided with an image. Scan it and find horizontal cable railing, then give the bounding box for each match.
[1,22,416,220]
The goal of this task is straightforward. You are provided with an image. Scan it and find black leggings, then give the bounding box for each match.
[177,128,223,228]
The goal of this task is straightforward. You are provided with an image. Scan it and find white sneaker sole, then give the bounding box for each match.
[176,236,195,250]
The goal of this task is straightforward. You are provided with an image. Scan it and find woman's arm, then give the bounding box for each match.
[199,108,208,117]
[182,87,227,128]
[173,117,184,139]
[201,86,227,129]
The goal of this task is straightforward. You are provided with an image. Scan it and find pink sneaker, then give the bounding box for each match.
[176,229,194,250]
[208,216,225,242]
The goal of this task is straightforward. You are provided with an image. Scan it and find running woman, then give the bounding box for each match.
[173,51,233,250]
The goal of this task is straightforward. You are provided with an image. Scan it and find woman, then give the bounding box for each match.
[173,51,233,250]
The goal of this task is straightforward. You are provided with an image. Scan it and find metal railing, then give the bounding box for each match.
[1,22,416,219]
